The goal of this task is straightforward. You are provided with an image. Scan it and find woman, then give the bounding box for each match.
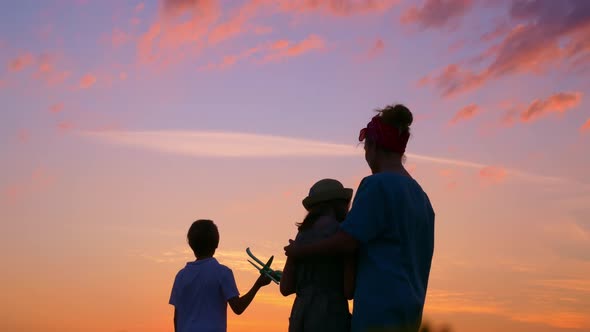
[280,178,356,332]
[284,104,435,332]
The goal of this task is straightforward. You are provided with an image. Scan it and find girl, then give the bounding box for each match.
[280,178,355,332]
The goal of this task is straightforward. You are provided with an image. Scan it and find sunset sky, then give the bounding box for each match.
[1,0,589,331]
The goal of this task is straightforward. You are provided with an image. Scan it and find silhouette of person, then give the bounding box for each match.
[169,219,271,332]
[280,179,355,332]
[284,104,435,332]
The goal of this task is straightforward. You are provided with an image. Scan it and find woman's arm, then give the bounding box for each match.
[284,230,358,258]
[343,254,356,300]
[173,308,177,332]
[279,256,296,296]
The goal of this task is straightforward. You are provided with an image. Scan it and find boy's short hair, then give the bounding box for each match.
[187,219,219,257]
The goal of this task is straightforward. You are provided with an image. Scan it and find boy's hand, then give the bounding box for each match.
[255,273,272,287]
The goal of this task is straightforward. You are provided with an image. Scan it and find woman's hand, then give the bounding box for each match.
[283,239,302,258]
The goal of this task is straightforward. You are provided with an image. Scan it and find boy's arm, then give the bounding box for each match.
[228,274,271,315]
[279,256,296,296]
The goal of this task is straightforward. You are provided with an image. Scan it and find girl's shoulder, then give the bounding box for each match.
[296,215,339,242]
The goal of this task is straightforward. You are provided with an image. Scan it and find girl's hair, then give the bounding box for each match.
[296,199,349,231]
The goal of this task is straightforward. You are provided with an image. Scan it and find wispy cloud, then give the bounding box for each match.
[513,312,590,329]
[80,130,569,185]
[400,0,474,30]
[81,130,355,157]
[49,102,64,114]
[8,52,34,71]
[419,0,590,98]
[280,0,396,16]
[425,290,503,314]
[134,246,281,275]
[261,34,325,63]
[17,129,30,143]
[479,165,507,184]
[2,166,56,204]
[520,92,582,122]
[360,38,385,60]
[449,104,480,125]
[79,73,97,89]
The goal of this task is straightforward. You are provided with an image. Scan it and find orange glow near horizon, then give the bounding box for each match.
[1,1,589,331]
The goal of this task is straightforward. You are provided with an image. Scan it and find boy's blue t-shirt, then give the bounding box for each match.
[340,173,435,332]
[169,257,240,332]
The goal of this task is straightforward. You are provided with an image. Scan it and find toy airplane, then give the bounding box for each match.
[246,247,282,284]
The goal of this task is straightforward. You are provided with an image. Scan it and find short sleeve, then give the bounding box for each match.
[220,267,240,301]
[169,271,182,306]
[340,176,386,244]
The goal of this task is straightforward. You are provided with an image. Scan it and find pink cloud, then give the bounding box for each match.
[137,22,162,63]
[208,0,263,44]
[366,38,385,59]
[262,34,325,62]
[254,25,273,35]
[137,0,221,65]
[439,168,456,178]
[8,52,34,71]
[581,119,590,133]
[416,75,430,87]
[450,104,480,125]
[422,64,486,98]
[479,166,507,184]
[280,0,396,16]
[35,53,71,87]
[17,129,30,143]
[520,92,582,123]
[36,24,55,42]
[421,1,590,97]
[200,55,239,71]
[57,120,75,133]
[272,39,290,50]
[161,0,214,18]
[3,167,56,204]
[4,184,26,204]
[135,2,145,13]
[481,22,511,42]
[50,102,64,114]
[31,167,56,189]
[138,0,392,67]
[79,74,97,89]
[119,72,128,80]
[437,169,460,190]
[445,180,458,190]
[111,29,130,47]
[400,0,474,29]
[501,109,519,127]
[199,46,261,71]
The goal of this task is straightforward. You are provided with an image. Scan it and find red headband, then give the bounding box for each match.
[359,116,409,154]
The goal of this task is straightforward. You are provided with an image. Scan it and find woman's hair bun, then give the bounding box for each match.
[380,104,413,130]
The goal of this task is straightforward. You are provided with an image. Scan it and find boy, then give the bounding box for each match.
[170,219,271,332]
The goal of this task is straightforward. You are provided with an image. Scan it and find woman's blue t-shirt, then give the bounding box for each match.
[340,172,435,332]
